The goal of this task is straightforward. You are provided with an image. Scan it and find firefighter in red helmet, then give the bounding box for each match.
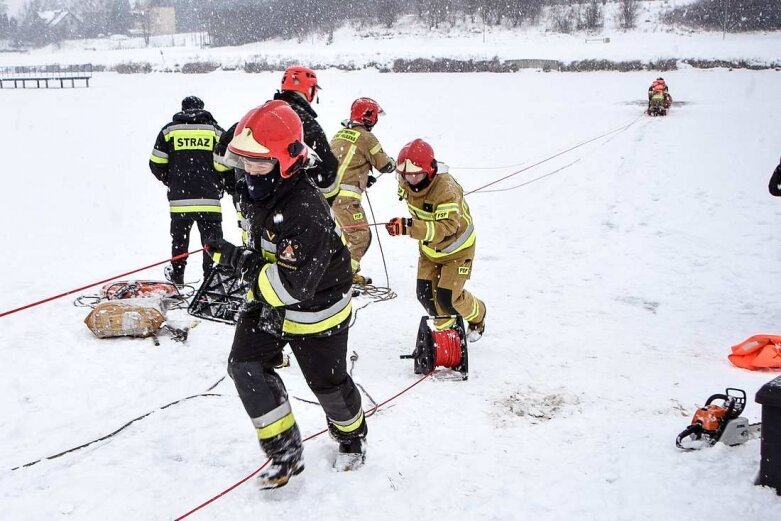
[386,139,486,342]
[205,100,367,489]
[275,66,339,200]
[213,65,339,244]
[330,97,396,285]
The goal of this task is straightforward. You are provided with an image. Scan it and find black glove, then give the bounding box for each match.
[367,175,377,189]
[204,239,265,282]
[204,238,242,268]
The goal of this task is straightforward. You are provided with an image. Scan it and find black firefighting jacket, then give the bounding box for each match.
[272,90,339,200]
[149,109,226,219]
[242,172,353,337]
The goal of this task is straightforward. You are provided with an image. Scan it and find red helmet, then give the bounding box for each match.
[281,65,320,103]
[396,139,438,183]
[228,100,307,178]
[652,83,665,93]
[350,97,384,128]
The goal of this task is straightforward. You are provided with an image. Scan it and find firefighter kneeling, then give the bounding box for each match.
[205,100,367,489]
[386,138,486,342]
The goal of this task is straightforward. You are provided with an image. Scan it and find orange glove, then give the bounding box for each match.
[386,217,412,236]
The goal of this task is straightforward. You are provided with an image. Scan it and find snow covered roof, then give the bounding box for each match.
[38,9,82,28]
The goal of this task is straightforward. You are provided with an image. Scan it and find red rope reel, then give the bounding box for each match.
[432,329,463,368]
[401,316,469,379]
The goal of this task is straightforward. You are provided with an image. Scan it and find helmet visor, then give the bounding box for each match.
[222,149,277,174]
[401,172,427,185]
[242,157,278,176]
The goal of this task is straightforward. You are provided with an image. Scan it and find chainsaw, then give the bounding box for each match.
[675,388,761,450]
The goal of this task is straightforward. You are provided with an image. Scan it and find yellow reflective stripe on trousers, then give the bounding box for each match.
[464,298,481,322]
[252,401,296,439]
[435,318,456,330]
[330,410,364,434]
[170,206,222,213]
[283,297,352,336]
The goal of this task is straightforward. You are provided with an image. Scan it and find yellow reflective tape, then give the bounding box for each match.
[150,155,168,164]
[407,203,434,220]
[458,266,470,275]
[262,251,276,262]
[424,221,435,242]
[325,144,356,199]
[257,264,285,307]
[283,301,352,335]
[256,412,296,440]
[464,299,480,322]
[337,189,362,200]
[331,411,365,433]
[351,258,360,272]
[369,143,382,155]
[170,206,222,213]
[435,318,456,330]
[352,212,364,221]
[247,287,255,302]
[212,252,222,264]
[397,186,405,199]
[421,230,476,258]
[213,161,232,172]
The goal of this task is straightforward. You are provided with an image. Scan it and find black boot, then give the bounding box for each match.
[334,436,366,472]
[257,425,305,489]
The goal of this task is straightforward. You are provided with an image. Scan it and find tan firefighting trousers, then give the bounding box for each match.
[417,244,485,330]
[333,194,371,273]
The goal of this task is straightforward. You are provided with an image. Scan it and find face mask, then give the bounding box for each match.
[245,169,281,201]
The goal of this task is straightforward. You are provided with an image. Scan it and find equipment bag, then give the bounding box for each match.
[728,335,781,370]
[84,298,166,339]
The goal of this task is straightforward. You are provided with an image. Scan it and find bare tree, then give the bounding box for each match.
[618,0,639,30]
[134,1,151,45]
[579,0,603,31]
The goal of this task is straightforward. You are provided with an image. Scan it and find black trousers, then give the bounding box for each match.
[169,214,222,280]
[228,310,364,440]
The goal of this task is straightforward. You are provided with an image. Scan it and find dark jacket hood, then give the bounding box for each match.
[173,109,217,125]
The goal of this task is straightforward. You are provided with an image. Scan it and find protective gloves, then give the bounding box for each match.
[385,217,412,237]
[204,239,265,282]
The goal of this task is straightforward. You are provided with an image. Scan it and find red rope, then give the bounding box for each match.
[432,329,463,368]
[0,249,203,319]
[173,372,432,520]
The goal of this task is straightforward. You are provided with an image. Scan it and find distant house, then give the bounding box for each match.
[38,10,82,39]
[131,7,176,37]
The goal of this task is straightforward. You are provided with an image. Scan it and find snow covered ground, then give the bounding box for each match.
[2,68,781,519]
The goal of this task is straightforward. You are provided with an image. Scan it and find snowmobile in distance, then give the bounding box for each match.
[647,81,672,116]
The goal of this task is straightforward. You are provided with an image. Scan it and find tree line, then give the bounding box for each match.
[1,0,779,48]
